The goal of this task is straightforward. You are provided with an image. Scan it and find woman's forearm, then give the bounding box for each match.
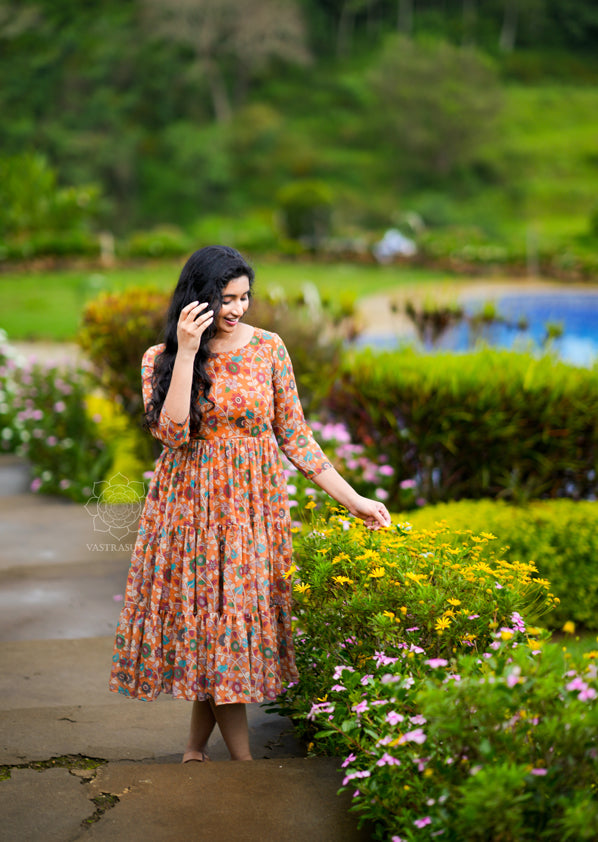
[161,349,196,423]
[311,466,361,513]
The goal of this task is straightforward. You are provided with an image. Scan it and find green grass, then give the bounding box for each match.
[0,259,450,341]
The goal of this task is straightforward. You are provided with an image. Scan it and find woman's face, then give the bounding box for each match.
[213,275,251,337]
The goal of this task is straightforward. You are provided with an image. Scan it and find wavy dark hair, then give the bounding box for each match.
[145,245,255,433]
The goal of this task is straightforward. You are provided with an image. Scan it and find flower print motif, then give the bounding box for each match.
[231,394,246,408]
[226,361,240,374]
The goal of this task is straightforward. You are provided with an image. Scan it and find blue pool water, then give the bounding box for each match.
[440,292,598,366]
[358,291,598,366]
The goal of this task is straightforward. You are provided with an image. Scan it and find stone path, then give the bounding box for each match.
[0,456,372,841]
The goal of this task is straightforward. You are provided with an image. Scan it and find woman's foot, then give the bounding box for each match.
[182,749,211,764]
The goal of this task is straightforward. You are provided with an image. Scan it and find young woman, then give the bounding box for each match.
[109,245,390,762]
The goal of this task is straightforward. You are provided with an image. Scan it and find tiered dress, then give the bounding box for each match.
[109,328,331,705]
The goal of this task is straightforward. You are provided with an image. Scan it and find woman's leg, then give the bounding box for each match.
[210,701,253,761]
[183,699,216,762]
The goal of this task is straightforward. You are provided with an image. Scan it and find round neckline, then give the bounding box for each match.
[210,327,257,356]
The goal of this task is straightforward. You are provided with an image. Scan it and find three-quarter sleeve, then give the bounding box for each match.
[270,333,332,480]
[142,345,190,449]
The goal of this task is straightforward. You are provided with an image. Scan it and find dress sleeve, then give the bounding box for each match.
[142,345,190,449]
[270,333,332,480]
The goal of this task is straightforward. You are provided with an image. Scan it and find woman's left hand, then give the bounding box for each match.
[347,495,392,530]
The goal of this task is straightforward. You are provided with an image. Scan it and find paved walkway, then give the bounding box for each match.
[0,455,372,841]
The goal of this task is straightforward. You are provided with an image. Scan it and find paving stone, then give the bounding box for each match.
[77,759,373,842]
[0,767,94,842]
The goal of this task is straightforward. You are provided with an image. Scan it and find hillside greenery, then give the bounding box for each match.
[1,0,598,264]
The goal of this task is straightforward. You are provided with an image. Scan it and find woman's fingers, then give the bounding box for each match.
[177,301,214,350]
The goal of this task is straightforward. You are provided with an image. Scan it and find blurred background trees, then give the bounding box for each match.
[0,0,597,255]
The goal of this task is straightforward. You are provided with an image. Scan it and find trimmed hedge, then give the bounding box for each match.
[327,347,598,506]
[403,499,598,630]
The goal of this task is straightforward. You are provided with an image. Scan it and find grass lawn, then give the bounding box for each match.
[0,259,451,342]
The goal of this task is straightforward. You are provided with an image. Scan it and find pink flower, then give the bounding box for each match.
[375,487,389,501]
[414,816,432,828]
[566,677,587,692]
[495,582,504,589]
[330,684,346,692]
[30,477,42,492]
[352,700,369,715]
[426,658,448,668]
[531,768,547,776]
[468,614,480,619]
[341,753,356,768]
[579,687,597,701]
[386,710,404,726]
[53,401,66,412]
[399,728,427,745]
[400,478,416,489]
[376,752,401,767]
[378,464,394,476]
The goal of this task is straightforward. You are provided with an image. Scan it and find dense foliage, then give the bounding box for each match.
[1,0,597,256]
[328,347,598,505]
[404,498,598,630]
[268,509,598,840]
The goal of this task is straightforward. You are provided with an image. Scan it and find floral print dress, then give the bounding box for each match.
[109,328,331,704]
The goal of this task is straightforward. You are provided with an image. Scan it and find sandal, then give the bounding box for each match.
[182,750,211,764]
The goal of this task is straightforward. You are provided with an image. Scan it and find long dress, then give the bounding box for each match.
[109,327,331,705]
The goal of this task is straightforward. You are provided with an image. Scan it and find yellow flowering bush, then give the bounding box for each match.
[289,510,556,668]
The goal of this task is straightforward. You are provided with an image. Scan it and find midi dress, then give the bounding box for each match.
[109,327,331,705]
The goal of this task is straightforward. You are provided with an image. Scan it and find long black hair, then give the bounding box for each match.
[145,245,255,433]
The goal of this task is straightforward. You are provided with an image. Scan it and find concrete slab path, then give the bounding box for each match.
[0,456,374,841]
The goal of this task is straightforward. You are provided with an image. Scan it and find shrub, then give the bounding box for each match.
[78,287,169,421]
[276,179,333,247]
[404,499,598,630]
[0,334,110,502]
[327,347,598,506]
[308,638,598,841]
[274,509,556,744]
[120,225,191,259]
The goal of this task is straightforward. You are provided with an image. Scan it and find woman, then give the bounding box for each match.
[109,245,390,762]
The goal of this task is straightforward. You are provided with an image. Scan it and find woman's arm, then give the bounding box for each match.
[312,465,391,529]
[161,300,213,423]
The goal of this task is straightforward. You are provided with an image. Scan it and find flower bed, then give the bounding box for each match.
[272,510,598,840]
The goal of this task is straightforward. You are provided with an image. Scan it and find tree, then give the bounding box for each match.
[367,35,503,184]
[141,0,310,123]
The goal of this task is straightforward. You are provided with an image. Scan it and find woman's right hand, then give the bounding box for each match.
[177,301,213,355]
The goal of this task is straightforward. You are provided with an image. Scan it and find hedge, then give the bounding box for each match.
[327,347,598,506]
[403,498,598,630]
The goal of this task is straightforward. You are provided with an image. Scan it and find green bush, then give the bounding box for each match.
[276,179,333,247]
[78,287,169,421]
[0,333,110,501]
[275,508,556,741]
[327,347,598,506]
[306,637,598,841]
[404,499,598,630]
[120,225,191,259]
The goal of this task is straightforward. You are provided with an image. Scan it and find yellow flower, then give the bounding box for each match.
[333,575,354,586]
[283,563,298,580]
[435,617,451,632]
[369,567,386,579]
[305,500,317,510]
[383,610,396,620]
[447,598,461,606]
[562,621,576,635]
[293,582,311,594]
[501,630,513,641]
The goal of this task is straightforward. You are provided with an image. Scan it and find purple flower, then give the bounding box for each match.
[495,582,504,589]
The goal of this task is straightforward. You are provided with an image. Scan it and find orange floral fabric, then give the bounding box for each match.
[109,328,331,704]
